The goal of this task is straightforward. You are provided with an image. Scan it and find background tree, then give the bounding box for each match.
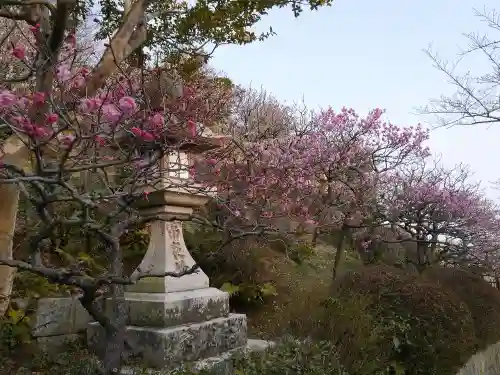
[199,107,430,279]
[96,0,335,63]
[376,161,499,272]
[222,86,305,141]
[422,8,500,127]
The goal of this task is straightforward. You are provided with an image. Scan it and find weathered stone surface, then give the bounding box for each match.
[74,300,94,331]
[120,338,275,375]
[32,297,93,337]
[121,352,233,375]
[126,217,210,294]
[456,340,500,375]
[120,288,229,327]
[88,314,248,368]
[244,338,275,352]
[32,298,73,337]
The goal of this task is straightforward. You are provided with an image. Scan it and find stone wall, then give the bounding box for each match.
[456,341,500,375]
[16,297,93,351]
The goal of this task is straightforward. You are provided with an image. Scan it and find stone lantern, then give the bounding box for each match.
[87,128,248,371]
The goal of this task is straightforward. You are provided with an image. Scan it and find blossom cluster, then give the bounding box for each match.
[0,33,230,163]
[198,107,430,227]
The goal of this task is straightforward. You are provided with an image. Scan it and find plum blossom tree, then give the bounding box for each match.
[0,0,233,324]
[198,107,430,278]
[418,7,500,279]
[0,13,235,373]
[0,0,335,332]
[376,161,500,272]
[451,218,500,279]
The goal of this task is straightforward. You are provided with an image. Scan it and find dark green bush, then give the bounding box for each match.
[322,265,477,375]
[314,294,389,375]
[2,340,101,375]
[31,344,101,375]
[424,266,500,349]
[184,225,278,309]
[266,234,316,264]
[0,306,33,352]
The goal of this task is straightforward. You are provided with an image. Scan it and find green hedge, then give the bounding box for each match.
[425,267,500,349]
[321,265,477,375]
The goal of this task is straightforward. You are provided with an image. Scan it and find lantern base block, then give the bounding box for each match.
[87,312,248,369]
[121,288,230,327]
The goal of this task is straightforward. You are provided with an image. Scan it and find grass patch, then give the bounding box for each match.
[231,338,346,375]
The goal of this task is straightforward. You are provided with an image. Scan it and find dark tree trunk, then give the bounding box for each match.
[332,226,347,281]
[102,240,127,375]
[311,226,318,246]
[102,287,127,375]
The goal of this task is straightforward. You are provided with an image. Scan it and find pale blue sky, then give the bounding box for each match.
[210,1,500,199]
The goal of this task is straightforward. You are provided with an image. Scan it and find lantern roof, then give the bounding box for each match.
[166,126,227,154]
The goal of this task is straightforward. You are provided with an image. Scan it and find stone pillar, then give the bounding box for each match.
[126,207,209,294]
[87,200,248,371]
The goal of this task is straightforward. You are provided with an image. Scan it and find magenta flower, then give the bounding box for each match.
[11,45,26,60]
[101,104,121,122]
[0,90,17,109]
[118,96,138,114]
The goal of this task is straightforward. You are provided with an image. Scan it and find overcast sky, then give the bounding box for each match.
[209,0,500,200]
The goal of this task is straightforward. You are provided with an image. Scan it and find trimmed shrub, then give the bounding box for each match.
[425,266,500,349]
[321,265,477,375]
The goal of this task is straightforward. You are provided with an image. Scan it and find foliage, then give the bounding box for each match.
[2,340,101,374]
[0,305,32,352]
[220,281,278,305]
[325,265,477,375]
[424,267,500,349]
[267,235,316,264]
[231,338,346,375]
[97,0,335,61]
[12,272,73,299]
[0,8,232,372]
[350,226,410,268]
[2,339,345,375]
[247,243,339,339]
[316,294,392,375]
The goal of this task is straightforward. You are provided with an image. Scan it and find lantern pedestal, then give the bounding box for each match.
[126,214,210,294]
[87,188,249,371]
